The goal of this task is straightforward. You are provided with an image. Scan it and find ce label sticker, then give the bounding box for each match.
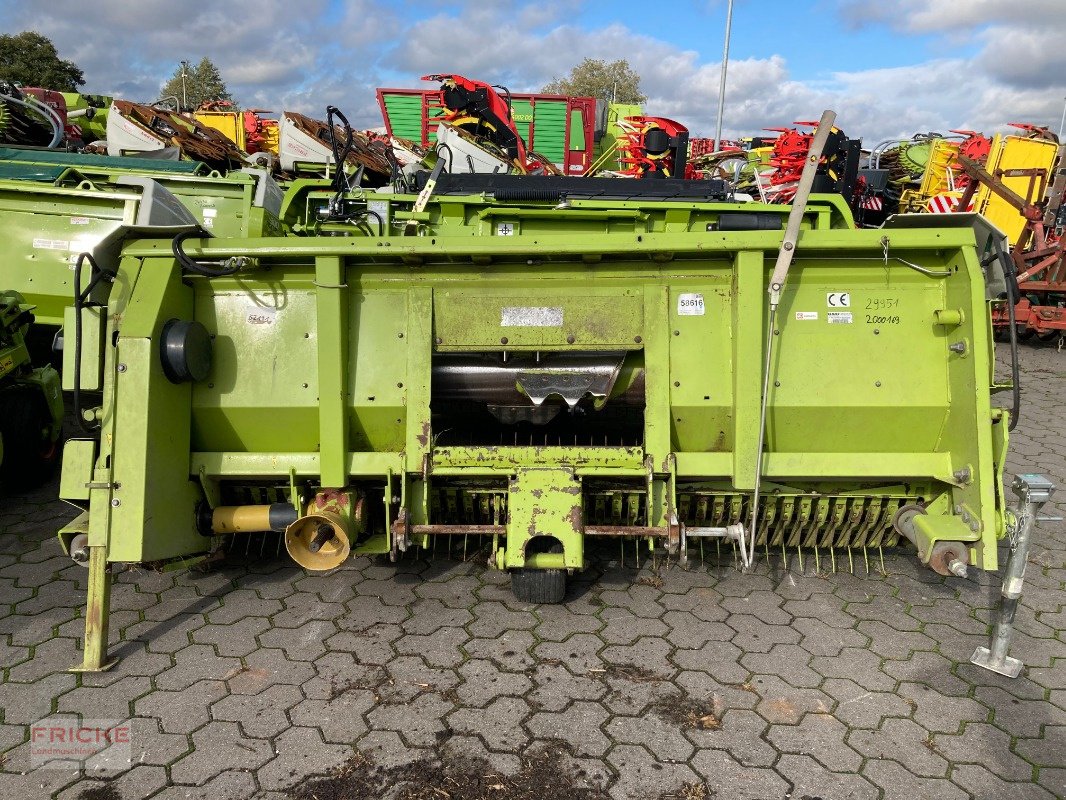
[827,292,851,307]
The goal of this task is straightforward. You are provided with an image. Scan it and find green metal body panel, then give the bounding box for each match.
[63,193,1007,580]
[0,166,281,326]
[0,147,210,176]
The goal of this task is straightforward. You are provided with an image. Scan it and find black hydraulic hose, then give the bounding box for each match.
[989,237,1022,431]
[73,252,112,434]
[363,210,384,236]
[325,105,354,195]
[172,230,244,276]
[436,143,454,173]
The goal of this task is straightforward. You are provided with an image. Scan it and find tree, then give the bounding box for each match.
[159,57,234,110]
[543,58,646,104]
[0,31,84,91]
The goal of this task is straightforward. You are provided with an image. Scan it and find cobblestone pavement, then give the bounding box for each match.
[0,343,1063,799]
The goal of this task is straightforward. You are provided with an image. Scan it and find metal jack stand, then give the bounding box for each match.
[971,474,1056,677]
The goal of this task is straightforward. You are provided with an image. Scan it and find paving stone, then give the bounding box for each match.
[466,600,537,638]
[288,691,373,744]
[257,619,336,661]
[169,720,273,785]
[673,640,750,682]
[257,727,352,792]
[448,695,531,753]
[897,681,990,733]
[726,611,801,652]
[228,647,316,694]
[1015,724,1066,767]
[950,763,1054,800]
[325,623,402,665]
[822,678,914,729]
[527,663,607,712]
[848,717,950,777]
[526,701,610,757]
[191,615,271,658]
[977,685,1054,738]
[775,753,879,800]
[861,758,969,800]
[1037,766,1066,799]
[57,675,152,721]
[598,608,668,645]
[153,644,242,692]
[751,675,833,725]
[205,588,284,624]
[601,636,674,677]
[211,683,302,738]
[605,743,699,800]
[60,765,168,799]
[394,626,469,669]
[133,679,228,735]
[741,643,823,688]
[464,630,538,673]
[365,692,453,747]
[689,748,790,800]
[0,672,75,725]
[767,712,862,771]
[932,722,1035,783]
[455,658,531,707]
[532,604,604,640]
[608,712,696,762]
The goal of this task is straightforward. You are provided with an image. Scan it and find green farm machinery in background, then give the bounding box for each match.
[0,291,64,489]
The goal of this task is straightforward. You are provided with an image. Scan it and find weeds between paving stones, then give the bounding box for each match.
[285,745,713,800]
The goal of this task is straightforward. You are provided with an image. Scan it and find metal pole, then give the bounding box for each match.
[180,61,189,110]
[1058,96,1066,141]
[714,0,735,149]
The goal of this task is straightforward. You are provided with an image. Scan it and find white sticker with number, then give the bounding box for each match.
[827,311,853,324]
[677,293,705,316]
[246,307,277,325]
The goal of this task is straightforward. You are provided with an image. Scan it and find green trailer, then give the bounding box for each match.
[51,162,1052,677]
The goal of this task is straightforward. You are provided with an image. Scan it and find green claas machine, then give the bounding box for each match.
[0,291,64,488]
[48,112,1054,679]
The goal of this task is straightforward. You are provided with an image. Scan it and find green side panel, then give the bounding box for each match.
[106,257,204,562]
[509,100,534,149]
[0,163,68,182]
[0,147,207,175]
[569,108,585,151]
[532,101,567,163]
[0,179,137,326]
[381,94,426,143]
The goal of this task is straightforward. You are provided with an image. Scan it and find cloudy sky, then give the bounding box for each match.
[3,0,1065,145]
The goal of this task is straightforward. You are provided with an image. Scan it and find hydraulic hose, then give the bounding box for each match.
[72,253,113,434]
[990,236,1022,431]
[325,105,354,195]
[172,230,246,277]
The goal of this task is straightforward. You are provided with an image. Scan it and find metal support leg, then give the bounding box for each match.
[71,546,118,672]
[971,474,1056,677]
